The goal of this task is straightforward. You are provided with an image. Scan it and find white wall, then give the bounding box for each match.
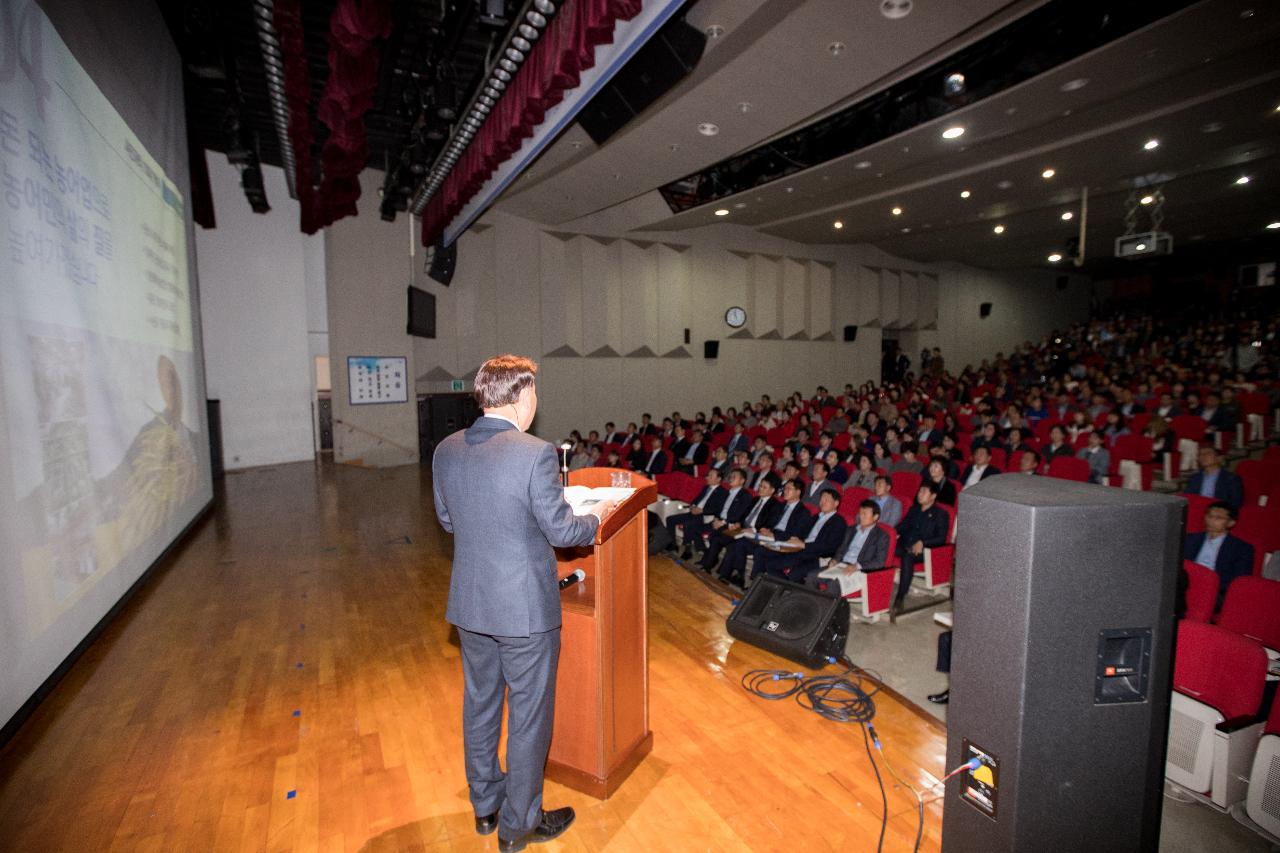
[196,157,326,468]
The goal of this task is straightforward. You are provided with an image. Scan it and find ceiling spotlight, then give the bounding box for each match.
[1061,211,1074,220]
[1143,139,1160,150]
[1060,78,1089,92]
[997,179,1013,190]
[1135,243,1147,251]
[942,126,965,140]
[1236,176,1251,185]
[714,208,729,217]
[880,0,913,20]
[993,224,1005,234]
[944,73,966,96]
[828,41,846,56]
[1047,253,1063,263]
[698,122,719,136]
[1041,168,1056,179]
[785,186,794,193]
[960,190,971,198]
[1268,222,1280,230]
[900,226,911,233]
[1140,195,1155,205]
[833,220,844,230]
[891,206,902,216]
[704,24,724,39]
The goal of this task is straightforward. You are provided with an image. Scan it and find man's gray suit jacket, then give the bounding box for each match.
[433,416,599,637]
[831,524,890,571]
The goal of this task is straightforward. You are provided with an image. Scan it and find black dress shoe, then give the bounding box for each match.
[498,807,576,852]
[927,689,949,705]
[475,812,499,835]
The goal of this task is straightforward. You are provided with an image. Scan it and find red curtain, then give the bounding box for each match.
[420,0,643,246]
[274,0,390,234]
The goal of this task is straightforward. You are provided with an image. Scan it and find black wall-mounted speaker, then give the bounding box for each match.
[941,476,1181,853]
[726,576,850,668]
[703,340,719,359]
[427,240,456,286]
[979,302,992,318]
[1056,275,1069,291]
[684,328,691,345]
[577,19,706,146]
[843,325,858,342]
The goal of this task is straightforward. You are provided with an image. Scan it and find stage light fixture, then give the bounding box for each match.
[1236,176,1251,185]
[960,190,971,198]
[833,220,843,229]
[942,126,965,139]
[891,206,902,215]
[1062,211,1073,220]
[1041,168,1056,179]
[714,209,729,216]
[698,123,720,136]
[1048,253,1062,262]
[1143,139,1159,150]
[1140,195,1154,205]
[993,224,1005,234]
[1268,222,1280,230]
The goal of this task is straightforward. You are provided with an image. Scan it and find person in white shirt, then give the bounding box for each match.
[809,500,891,597]
[961,446,999,489]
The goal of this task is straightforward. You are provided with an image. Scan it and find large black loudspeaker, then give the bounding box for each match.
[726,576,850,668]
[942,476,1182,853]
[843,325,858,342]
[577,20,706,145]
[703,340,719,359]
[428,240,456,286]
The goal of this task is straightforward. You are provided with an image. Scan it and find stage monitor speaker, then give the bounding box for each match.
[726,576,850,668]
[703,340,719,359]
[979,301,992,318]
[428,240,456,286]
[942,476,1182,853]
[843,325,858,342]
[577,19,705,145]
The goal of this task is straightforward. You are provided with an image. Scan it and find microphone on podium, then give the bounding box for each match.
[559,442,572,487]
[558,568,586,590]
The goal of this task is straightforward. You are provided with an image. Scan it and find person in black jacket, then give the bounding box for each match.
[718,479,815,585]
[700,473,781,573]
[663,468,726,555]
[637,436,667,476]
[923,457,958,506]
[893,480,951,613]
[754,488,849,584]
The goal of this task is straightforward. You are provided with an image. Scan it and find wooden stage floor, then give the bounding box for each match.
[0,461,947,852]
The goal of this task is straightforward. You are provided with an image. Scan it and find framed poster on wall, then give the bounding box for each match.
[347,356,408,405]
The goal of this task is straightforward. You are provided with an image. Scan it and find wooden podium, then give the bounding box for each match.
[547,468,656,799]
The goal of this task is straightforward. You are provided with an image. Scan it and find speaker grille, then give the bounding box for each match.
[772,594,821,640]
[1263,752,1280,821]
[1166,709,1203,773]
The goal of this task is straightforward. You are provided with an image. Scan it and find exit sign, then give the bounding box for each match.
[451,379,465,392]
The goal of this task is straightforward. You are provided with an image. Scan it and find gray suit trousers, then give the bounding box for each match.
[457,626,560,838]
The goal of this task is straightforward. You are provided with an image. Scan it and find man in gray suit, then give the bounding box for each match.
[433,354,614,852]
[808,499,891,597]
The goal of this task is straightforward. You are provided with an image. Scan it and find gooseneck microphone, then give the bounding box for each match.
[560,442,572,487]
[558,569,586,590]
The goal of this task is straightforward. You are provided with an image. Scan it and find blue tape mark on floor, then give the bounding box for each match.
[286,790,296,800]
[293,709,301,717]
[296,662,304,668]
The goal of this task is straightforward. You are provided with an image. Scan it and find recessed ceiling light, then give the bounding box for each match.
[704,24,725,39]
[833,220,844,230]
[1143,139,1160,150]
[960,190,971,199]
[942,126,965,139]
[1268,222,1280,230]
[1140,195,1155,205]
[828,41,846,56]
[997,180,1013,190]
[714,209,729,216]
[993,224,1005,234]
[854,161,872,169]
[785,186,794,193]
[698,122,719,136]
[1047,253,1063,263]
[1005,107,1017,116]
[1202,122,1224,133]
[1061,211,1074,220]
[944,73,966,96]
[1135,243,1147,251]
[734,203,746,209]
[891,206,902,216]
[900,226,911,233]
[1042,168,1056,179]
[1060,78,1089,92]
[880,0,912,20]
[1236,176,1251,185]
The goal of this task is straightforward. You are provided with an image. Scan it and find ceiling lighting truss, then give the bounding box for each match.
[251,0,298,198]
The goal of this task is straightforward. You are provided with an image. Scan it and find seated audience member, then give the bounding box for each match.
[1103,411,1129,442]
[969,421,1000,453]
[922,457,958,507]
[893,481,951,612]
[731,449,751,472]
[1117,388,1145,417]
[664,468,726,559]
[917,413,942,446]
[802,460,834,507]
[638,436,667,475]
[828,409,849,433]
[1075,430,1110,484]
[1042,424,1074,462]
[754,488,848,584]
[961,446,1000,489]
[586,430,601,449]
[690,467,752,559]
[1154,393,1181,419]
[1145,416,1177,463]
[640,413,657,435]
[700,472,780,573]
[673,427,709,473]
[1184,502,1255,611]
[1001,427,1031,462]
[883,427,902,456]
[718,479,813,585]
[604,448,622,468]
[796,446,815,479]
[1018,449,1041,475]
[889,442,924,475]
[1186,445,1244,508]
[789,428,814,457]
[669,424,689,458]
[825,450,848,484]
[568,441,591,471]
[749,436,770,465]
[587,445,602,466]
[603,422,626,446]
[870,474,903,527]
[809,500,890,596]
[815,432,835,459]
[626,437,646,470]
[709,445,730,475]
[845,453,878,491]
[871,441,892,471]
[726,422,751,455]
[749,453,775,490]
[779,461,803,489]
[773,444,795,473]
[1199,391,1236,437]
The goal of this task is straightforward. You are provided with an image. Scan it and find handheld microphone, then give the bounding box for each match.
[558,568,586,590]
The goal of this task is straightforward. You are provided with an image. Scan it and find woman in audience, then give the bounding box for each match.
[1145,416,1177,464]
[627,437,646,470]
[871,441,892,471]
[846,453,878,491]
[1042,424,1074,462]
[923,457,958,506]
[825,450,848,485]
[1103,411,1130,442]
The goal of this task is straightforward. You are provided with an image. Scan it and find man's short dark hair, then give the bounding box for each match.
[785,461,802,472]
[730,467,750,482]
[812,460,829,476]
[706,467,723,480]
[859,499,882,517]
[902,441,918,455]
[874,474,891,486]
[759,452,775,464]
[818,486,841,504]
[761,472,782,491]
[1207,500,1237,520]
[918,480,940,496]
[473,354,537,408]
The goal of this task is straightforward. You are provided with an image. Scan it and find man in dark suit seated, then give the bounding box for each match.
[1184,501,1255,611]
[725,423,751,455]
[892,480,951,615]
[753,488,848,585]
[801,460,834,507]
[602,422,625,446]
[969,421,1000,453]
[664,467,726,557]
[960,446,1000,490]
[1186,446,1245,509]
[638,435,667,476]
[708,445,731,475]
[640,413,658,436]
[748,453,775,491]
[673,427,710,474]
[669,424,690,460]
[718,479,813,585]
[683,467,752,561]
[700,472,779,573]
[808,500,891,597]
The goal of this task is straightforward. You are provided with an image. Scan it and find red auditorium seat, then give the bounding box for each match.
[1181,561,1219,624]
[1234,505,1280,568]
[1047,456,1090,482]
[1129,412,1152,435]
[843,524,899,622]
[989,448,1007,470]
[1166,621,1268,805]
[1180,493,1215,534]
[1216,577,1280,651]
[1236,459,1278,507]
[1170,415,1207,445]
[838,488,872,521]
[914,502,956,592]
[890,471,921,505]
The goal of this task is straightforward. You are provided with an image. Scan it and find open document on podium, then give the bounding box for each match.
[563,486,636,516]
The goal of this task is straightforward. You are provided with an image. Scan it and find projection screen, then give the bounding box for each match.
[0,0,212,730]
